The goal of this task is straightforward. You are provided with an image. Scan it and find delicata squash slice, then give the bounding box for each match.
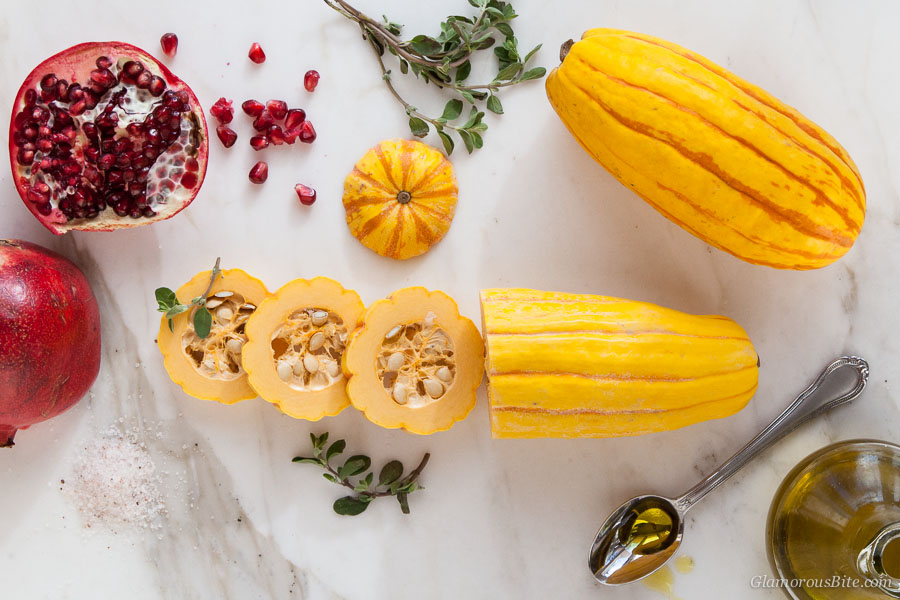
[344,287,484,435]
[158,269,269,403]
[243,278,365,420]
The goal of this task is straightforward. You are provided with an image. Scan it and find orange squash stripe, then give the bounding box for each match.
[560,71,855,248]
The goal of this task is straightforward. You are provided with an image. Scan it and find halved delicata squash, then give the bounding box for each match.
[158,269,269,404]
[243,278,365,420]
[481,289,759,438]
[344,287,484,435]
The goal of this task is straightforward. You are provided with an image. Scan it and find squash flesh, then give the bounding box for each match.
[345,287,483,435]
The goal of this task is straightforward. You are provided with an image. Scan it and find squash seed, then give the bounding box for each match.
[309,331,325,351]
[326,360,341,378]
[436,366,452,382]
[303,354,320,373]
[226,338,244,354]
[214,291,234,298]
[277,361,292,381]
[387,351,406,372]
[312,310,329,327]
[424,377,444,398]
[216,306,234,324]
[392,382,408,404]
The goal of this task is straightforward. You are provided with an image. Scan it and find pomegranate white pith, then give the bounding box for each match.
[9,42,208,234]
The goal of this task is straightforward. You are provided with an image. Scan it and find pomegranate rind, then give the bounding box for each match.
[157,268,269,404]
[0,239,101,446]
[9,41,209,235]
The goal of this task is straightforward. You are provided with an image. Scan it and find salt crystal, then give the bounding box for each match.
[64,427,165,532]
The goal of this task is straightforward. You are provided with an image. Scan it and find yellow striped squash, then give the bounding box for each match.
[545,29,865,270]
[343,139,457,260]
[481,289,759,438]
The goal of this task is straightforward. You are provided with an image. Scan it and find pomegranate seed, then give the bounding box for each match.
[182,172,199,188]
[135,70,153,89]
[90,68,117,88]
[267,125,285,145]
[298,120,316,143]
[252,111,275,131]
[96,56,113,69]
[304,70,320,92]
[248,43,266,64]
[284,108,306,130]
[209,97,234,124]
[40,73,57,91]
[68,100,87,116]
[148,76,166,96]
[242,99,264,117]
[216,125,238,148]
[23,89,37,106]
[284,128,300,144]
[250,135,270,151]
[123,61,144,78]
[249,161,268,184]
[295,184,316,205]
[266,100,288,120]
[160,33,178,57]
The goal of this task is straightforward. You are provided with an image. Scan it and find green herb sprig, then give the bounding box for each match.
[324,0,545,154]
[154,258,222,338]
[293,432,430,516]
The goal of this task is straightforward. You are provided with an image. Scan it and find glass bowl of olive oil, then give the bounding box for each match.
[768,440,900,599]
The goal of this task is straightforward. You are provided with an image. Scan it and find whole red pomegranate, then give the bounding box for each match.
[9,42,208,234]
[0,240,101,446]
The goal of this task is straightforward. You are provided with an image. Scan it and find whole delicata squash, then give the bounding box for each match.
[243,278,365,420]
[158,268,269,404]
[344,287,484,434]
[545,29,865,270]
[343,139,457,260]
[481,289,759,438]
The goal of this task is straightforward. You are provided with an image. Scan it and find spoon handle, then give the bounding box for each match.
[673,356,869,513]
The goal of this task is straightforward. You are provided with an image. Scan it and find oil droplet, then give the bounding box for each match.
[674,555,694,574]
[642,565,681,600]
[628,506,674,554]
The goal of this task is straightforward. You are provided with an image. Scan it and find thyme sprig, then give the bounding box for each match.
[293,432,430,516]
[154,257,222,338]
[324,0,545,154]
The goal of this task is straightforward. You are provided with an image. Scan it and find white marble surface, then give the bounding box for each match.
[1,1,899,598]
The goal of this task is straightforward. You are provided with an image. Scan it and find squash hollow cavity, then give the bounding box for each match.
[182,291,256,381]
[270,308,348,391]
[378,318,457,408]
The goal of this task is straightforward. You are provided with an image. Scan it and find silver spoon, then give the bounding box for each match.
[589,355,870,585]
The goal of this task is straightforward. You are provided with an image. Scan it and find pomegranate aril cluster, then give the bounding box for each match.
[12,54,200,221]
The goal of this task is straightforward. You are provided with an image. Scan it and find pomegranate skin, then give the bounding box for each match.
[0,240,101,447]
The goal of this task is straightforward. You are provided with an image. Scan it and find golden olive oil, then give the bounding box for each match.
[629,507,675,554]
[768,440,900,599]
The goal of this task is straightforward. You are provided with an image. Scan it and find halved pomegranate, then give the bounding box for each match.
[9,42,209,235]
